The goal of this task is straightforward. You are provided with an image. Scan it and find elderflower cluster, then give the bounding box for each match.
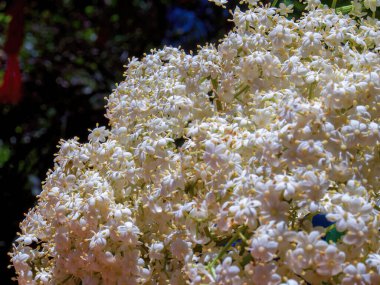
[11,1,380,284]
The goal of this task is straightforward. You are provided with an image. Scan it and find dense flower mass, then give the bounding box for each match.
[10,1,380,284]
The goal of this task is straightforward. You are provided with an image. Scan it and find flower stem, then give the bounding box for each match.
[332,0,338,9]
[206,226,246,278]
[238,231,249,244]
[271,0,279,8]
[234,85,249,99]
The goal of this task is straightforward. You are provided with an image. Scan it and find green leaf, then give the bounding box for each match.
[336,5,353,14]
[0,13,12,24]
[292,0,307,11]
[284,0,294,6]
[85,6,95,16]
[325,226,345,243]
[0,142,11,168]
[240,254,253,267]
[211,77,218,90]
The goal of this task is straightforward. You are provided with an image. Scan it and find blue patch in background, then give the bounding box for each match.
[311,213,334,228]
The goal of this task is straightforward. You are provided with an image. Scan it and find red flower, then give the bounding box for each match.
[0,0,25,104]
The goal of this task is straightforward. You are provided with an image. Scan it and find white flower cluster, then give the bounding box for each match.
[11,1,380,284]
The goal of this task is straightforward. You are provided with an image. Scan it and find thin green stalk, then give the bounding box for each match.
[215,99,223,112]
[332,0,338,9]
[206,226,246,278]
[234,85,249,99]
[271,0,279,8]
[238,231,249,244]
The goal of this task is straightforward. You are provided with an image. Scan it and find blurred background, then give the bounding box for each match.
[0,0,234,282]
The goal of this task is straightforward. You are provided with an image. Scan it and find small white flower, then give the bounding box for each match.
[203,140,228,169]
[269,25,294,49]
[89,229,109,250]
[342,263,371,285]
[242,0,259,5]
[363,0,380,12]
[229,197,261,228]
[149,242,165,260]
[341,120,368,145]
[342,219,368,246]
[16,234,38,246]
[245,262,281,285]
[215,257,241,284]
[350,0,368,17]
[116,221,140,245]
[305,0,321,10]
[11,251,30,269]
[314,245,345,276]
[250,235,278,262]
[366,254,380,274]
[35,270,51,284]
[301,32,322,51]
[88,126,109,143]
[278,3,294,16]
[326,206,356,232]
[286,231,327,274]
[274,174,298,200]
[209,0,228,7]
[170,238,191,261]
[296,140,325,158]
[258,186,290,222]
[260,53,281,78]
